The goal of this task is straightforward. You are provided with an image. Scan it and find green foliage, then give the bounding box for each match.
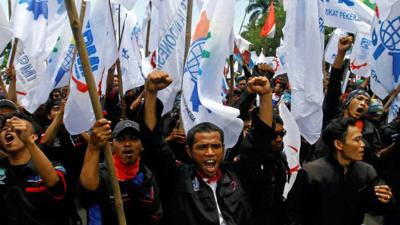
[241,0,285,56]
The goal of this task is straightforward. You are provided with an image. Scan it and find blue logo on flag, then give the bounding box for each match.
[338,0,354,6]
[372,17,400,83]
[185,38,206,112]
[19,0,48,20]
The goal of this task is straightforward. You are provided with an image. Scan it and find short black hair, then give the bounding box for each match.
[186,122,224,149]
[323,117,356,152]
[45,100,61,116]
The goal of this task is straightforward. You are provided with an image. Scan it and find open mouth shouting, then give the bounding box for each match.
[4,133,15,145]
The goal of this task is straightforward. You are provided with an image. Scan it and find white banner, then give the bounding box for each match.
[349,32,372,77]
[323,0,372,34]
[181,0,243,148]
[64,0,118,135]
[0,6,12,53]
[370,1,400,99]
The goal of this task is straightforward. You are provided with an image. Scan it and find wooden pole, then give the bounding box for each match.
[383,84,400,113]
[63,1,127,225]
[228,55,235,105]
[8,39,19,67]
[8,0,12,19]
[145,1,152,57]
[108,0,126,119]
[183,0,193,66]
[178,0,193,129]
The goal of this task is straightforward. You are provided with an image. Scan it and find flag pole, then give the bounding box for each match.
[145,1,152,57]
[63,1,127,225]
[228,55,235,105]
[383,85,400,113]
[183,0,193,66]
[178,0,193,129]
[108,0,126,120]
[8,0,11,19]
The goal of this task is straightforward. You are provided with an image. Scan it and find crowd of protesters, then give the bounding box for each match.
[0,35,399,225]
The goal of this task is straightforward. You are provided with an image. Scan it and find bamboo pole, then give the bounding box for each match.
[228,55,235,105]
[144,2,152,57]
[63,1,127,225]
[108,0,126,119]
[8,0,11,19]
[183,0,193,66]
[383,84,400,113]
[179,0,193,129]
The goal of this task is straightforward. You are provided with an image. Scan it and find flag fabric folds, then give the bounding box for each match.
[284,0,325,144]
[64,0,118,135]
[260,0,276,38]
[12,0,68,58]
[0,7,12,53]
[181,0,243,148]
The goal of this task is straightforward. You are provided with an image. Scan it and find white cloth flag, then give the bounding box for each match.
[389,95,400,123]
[13,0,68,58]
[279,102,301,199]
[349,32,372,77]
[370,0,400,100]
[151,0,187,115]
[181,0,243,148]
[324,28,350,64]
[119,8,145,94]
[234,34,251,52]
[0,7,12,53]
[323,0,372,34]
[284,0,325,145]
[15,47,47,113]
[64,0,118,135]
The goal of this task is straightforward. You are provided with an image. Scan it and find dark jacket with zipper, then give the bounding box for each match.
[139,100,275,225]
[286,154,394,225]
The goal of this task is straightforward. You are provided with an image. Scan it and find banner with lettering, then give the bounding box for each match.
[64,0,118,135]
[323,0,375,34]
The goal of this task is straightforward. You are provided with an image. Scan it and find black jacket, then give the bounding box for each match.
[78,162,162,225]
[286,154,393,225]
[140,101,276,225]
[313,67,382,169]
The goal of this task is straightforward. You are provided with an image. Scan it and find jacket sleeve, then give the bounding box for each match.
[139,99,179,185]
[322,67,345,128]
[238,109,274,166]
[285,169,309,225]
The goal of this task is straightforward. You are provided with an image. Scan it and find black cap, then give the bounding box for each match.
[0,99,17,110]
[112,120,140,138]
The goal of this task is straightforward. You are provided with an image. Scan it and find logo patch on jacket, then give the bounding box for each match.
[192,177,200,192]
[0,168,6,185]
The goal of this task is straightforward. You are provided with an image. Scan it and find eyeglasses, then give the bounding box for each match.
[274,130,286,138]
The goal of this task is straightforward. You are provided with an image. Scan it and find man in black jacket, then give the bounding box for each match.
[286,117,393,225]
[141,70,276,225]
[313,36,382,170]
[79,119,163,225]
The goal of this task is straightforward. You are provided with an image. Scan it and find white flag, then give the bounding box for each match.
[0,6,12,53]
[13,0,68,58]
[151,0,188,115]
[64,0,118,135]
[323,0,372,34]
[370,1,400,100]
[284,0,325,144]
[118,8,145,94]
[324,28,350,64]
[15,47,47,113]
[349,32,372,77]
[279,102,301,199]
[234,34,251,53]
[389,95,400,123]
[181,0,242,148]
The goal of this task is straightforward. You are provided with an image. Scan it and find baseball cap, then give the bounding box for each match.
[112,120,140,138]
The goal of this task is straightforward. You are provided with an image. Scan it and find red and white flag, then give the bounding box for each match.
[260,0,275,38]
